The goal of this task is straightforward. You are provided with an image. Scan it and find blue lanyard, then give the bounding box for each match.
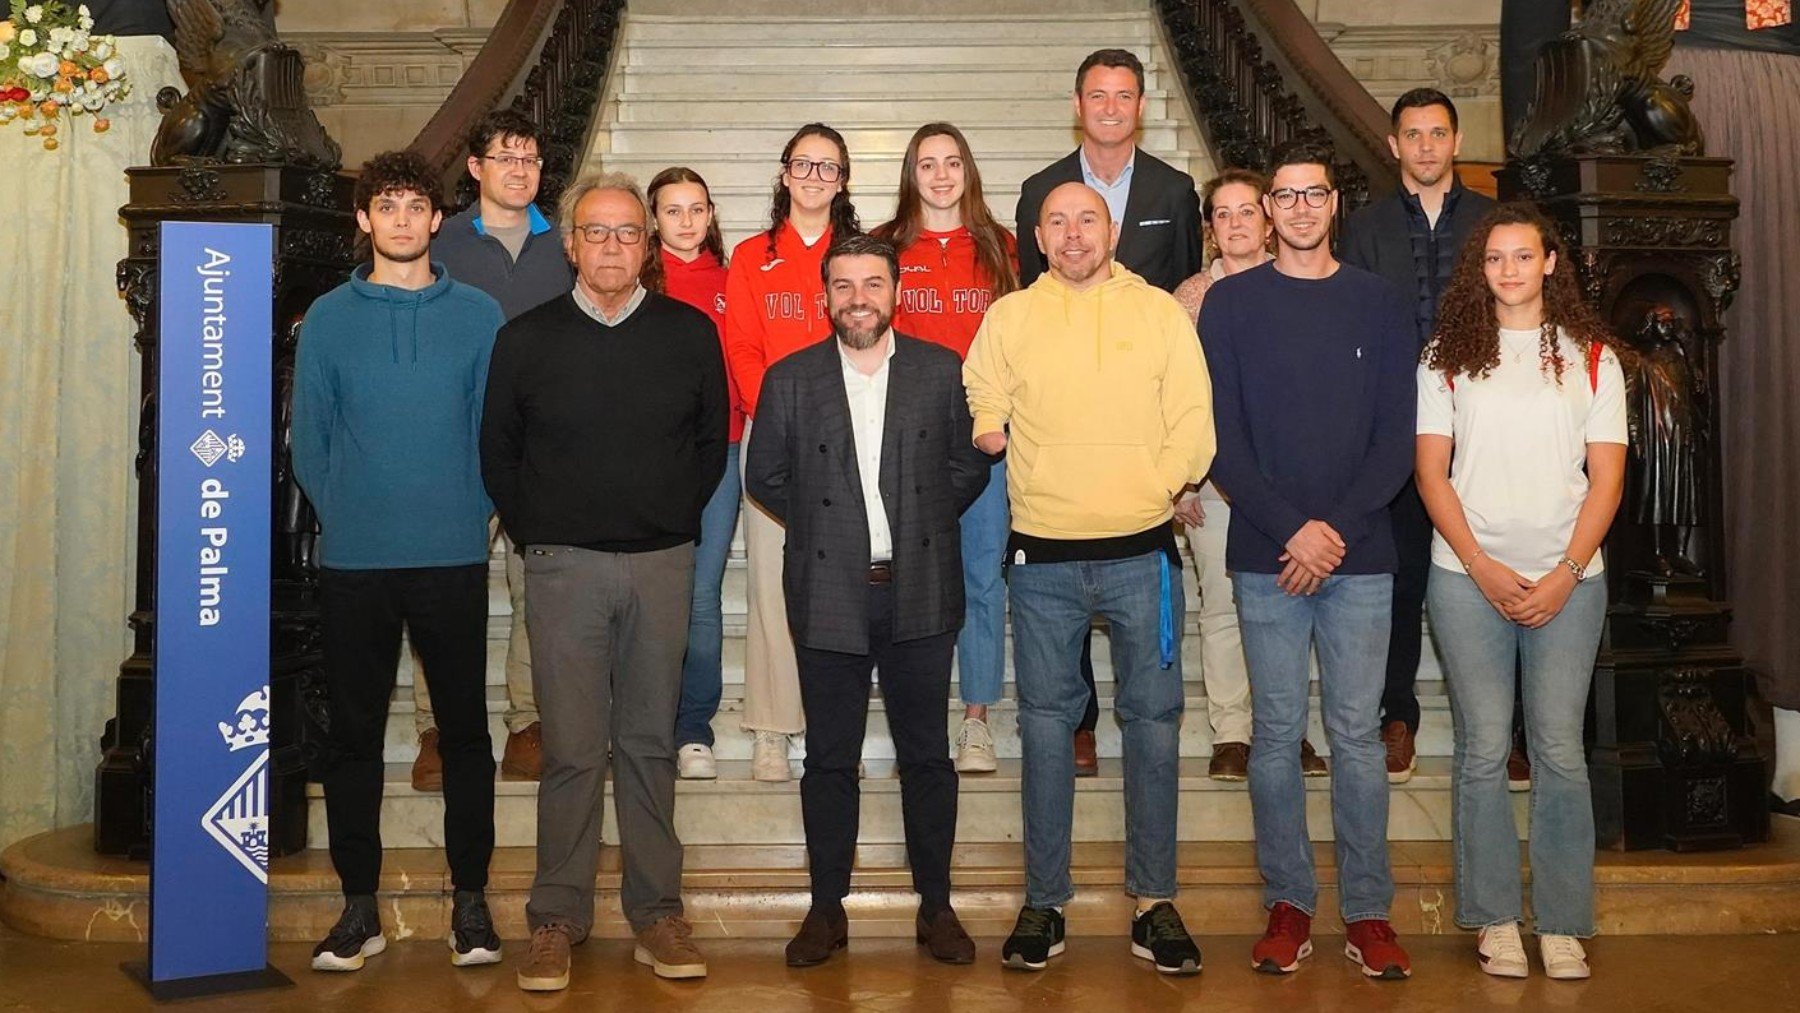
[1158,552,1176,669]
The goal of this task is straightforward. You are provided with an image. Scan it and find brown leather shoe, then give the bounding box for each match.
[410,729,443,792]
[1073,729,1099,778]
[634,915,706,979]
[916,906,975,965]
[502,721,543,781]
[1301,738,1329,777]
[785,906,848,967]
[516,924,572,992]
[1208,741,1249,781]
[1382,721,1416,784]
[1507,737,1532,792]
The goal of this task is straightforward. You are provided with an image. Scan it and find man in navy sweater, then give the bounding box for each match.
[1199,140,1416,981]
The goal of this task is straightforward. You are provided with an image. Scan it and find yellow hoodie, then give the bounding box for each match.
[964,263,1214,540]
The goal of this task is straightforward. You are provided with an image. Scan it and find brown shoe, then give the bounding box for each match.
[410,729,443,792]
[634,915,706,979]
[516,924,572,992]
[785,906,848,967]
[916,906,975,965]
[502,721,543,781]
[1382,721,1416,784]
[1507,736,1532,792]
[1073,729,1099,778]
[1208,741,1249,781]
[1301,738,1329,777]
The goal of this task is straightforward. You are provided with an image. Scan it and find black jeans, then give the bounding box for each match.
[320,565,494,895]
[795,582,958,911]
[1382,480,1433,732]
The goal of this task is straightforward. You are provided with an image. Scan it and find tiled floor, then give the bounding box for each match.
[3,920,1797,1012]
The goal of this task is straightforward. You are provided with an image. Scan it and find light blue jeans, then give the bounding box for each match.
[1009,550,1185,907]
[1236,571,1395,922]
[675,442,742,748]
[956,458,1008,707]
[1428,566,1605,937]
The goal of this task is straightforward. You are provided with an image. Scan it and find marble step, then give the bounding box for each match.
[303,758,1509,850]
[622,13,1157,46]
[595,149,1169,192]
[608,92,1179,125]
[615,64,1174,98]
[603,122,1184,156]
[619,41,1159,70]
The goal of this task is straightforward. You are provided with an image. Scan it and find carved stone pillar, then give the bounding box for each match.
[1500,154,1769,851]
[95,165,354,858]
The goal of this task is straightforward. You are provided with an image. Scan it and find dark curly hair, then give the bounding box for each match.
[1424,202,1619,385]
[354,149,442,213]
[763,123,861,260]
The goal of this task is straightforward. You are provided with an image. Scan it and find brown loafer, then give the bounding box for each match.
[916,907,976,965]
[502,721,543,781]
[410,729,443,792]
[1208,741,1249,781]
[785,906,848,967]
[1073,729,1099,778]
[1382,721,1416,784]
[1301,738,1329,777]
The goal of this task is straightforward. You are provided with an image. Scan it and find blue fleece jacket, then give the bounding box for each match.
[1198,262,1417,574]
[291,263,503,569]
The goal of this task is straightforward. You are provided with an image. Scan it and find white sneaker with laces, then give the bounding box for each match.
[751,731,791,782]
[677,743,717,780]
[1539,934,1591,980]
[955,717,998,773]
[1476,923,1529,978]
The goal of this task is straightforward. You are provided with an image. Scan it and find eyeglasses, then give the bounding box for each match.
[784,157,844,183]
[573,223,646,245]
[1269,186,1333,209]
[481,154,545,170]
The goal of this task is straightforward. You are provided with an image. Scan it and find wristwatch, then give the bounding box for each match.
[1559,555,1588,581]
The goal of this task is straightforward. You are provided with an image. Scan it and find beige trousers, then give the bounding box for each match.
[740,418,805,734]
[1186,495,1254,745]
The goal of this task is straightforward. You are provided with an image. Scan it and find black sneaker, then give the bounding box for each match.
[312,896,386,972]
[1000,905,1065,971]
[1132,901,1202,975]
[449,890,502,966]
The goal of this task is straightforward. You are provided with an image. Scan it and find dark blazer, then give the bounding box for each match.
[745,334,991,655]
[1015,147,1202,293]
[1340,180,1496,343]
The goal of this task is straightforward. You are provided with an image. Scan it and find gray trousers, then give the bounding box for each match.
[522,541,695,938]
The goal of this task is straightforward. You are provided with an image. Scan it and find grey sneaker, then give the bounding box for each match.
[677,743,718,780]
[955,717,998,773]
[751,731,791,782]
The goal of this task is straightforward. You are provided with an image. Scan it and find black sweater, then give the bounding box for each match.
[481,291,729,552]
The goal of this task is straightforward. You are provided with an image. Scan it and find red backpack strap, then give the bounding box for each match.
[1587,341,1602,393]
[1446,371,1456,393]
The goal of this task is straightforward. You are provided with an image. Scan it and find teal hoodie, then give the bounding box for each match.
[291,263,504,569]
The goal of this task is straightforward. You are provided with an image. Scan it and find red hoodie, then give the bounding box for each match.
[725,222,834,418]
[893,226,1018,359]
[660,245,744,442]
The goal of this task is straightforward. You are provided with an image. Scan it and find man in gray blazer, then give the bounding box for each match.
[746,234,992,970]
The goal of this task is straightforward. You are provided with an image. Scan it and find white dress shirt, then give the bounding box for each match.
[839,334,897,563]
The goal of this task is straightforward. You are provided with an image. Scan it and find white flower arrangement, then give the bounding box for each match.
[0,1,128,149]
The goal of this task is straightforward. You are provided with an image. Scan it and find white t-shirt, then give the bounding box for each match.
[1416,326,1628,580]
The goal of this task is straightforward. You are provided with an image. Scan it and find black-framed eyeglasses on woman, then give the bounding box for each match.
[784,157,844,183]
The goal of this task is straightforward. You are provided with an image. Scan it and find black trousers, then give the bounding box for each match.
[1077,630,1100,731]
[1382,480,1433,732]
[795,582,957,911]
[320,565,495,895]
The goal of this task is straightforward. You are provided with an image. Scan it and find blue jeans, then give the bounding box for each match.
[1009,550,1184,907]
[1236,571,1395,922]
[675,441,742,748]
[956,458,1008,707]
[1428,567,1605,937]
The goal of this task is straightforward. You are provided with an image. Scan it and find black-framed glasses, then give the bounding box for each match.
[784,157,844,183]
[481,154,545,170]
[573,223,646,245]
[1269,186,1333,209]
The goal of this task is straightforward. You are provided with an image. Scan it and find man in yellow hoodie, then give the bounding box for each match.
[965,182,1214,976]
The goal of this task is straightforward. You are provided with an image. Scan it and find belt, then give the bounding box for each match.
[867,561,893,585]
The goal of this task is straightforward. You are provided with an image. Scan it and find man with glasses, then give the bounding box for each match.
[1199,140,1417,980]
[416,110,577,791]
[482,172,729,991]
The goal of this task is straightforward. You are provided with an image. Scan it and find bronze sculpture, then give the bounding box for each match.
[152,0,341,168]
[1624,305,1705,576]
[1510,0,1705,159]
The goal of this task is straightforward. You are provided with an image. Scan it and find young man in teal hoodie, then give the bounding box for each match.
[291,151,506,974]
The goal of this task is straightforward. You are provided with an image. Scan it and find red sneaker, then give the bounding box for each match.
[1250,902,1313,974]
[1344,918,1411,980]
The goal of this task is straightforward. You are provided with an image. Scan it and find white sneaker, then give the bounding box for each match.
[1476,923,1529,979]
[955,717,998,773]
[751,731,791,782]
[677,743,717,780]
[1539,934,1591,980]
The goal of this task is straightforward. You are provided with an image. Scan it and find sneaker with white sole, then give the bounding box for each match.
[751,731,791,782]
[312,896,386,972]
[1476,922,1528,979]
[1539,934,1591,980]
[677,743,717,780]
[955,718,998,773]
[448,890,502,967]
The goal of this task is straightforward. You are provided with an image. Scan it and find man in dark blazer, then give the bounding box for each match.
[745,234,991,970]
[1015,48,1203,294]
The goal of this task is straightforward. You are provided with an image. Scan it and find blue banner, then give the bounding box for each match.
[151,222,275,984]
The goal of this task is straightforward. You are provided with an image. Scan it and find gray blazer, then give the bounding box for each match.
[745,334,992,655]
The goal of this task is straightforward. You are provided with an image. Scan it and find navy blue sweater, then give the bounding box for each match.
[1198,262,1417,574]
